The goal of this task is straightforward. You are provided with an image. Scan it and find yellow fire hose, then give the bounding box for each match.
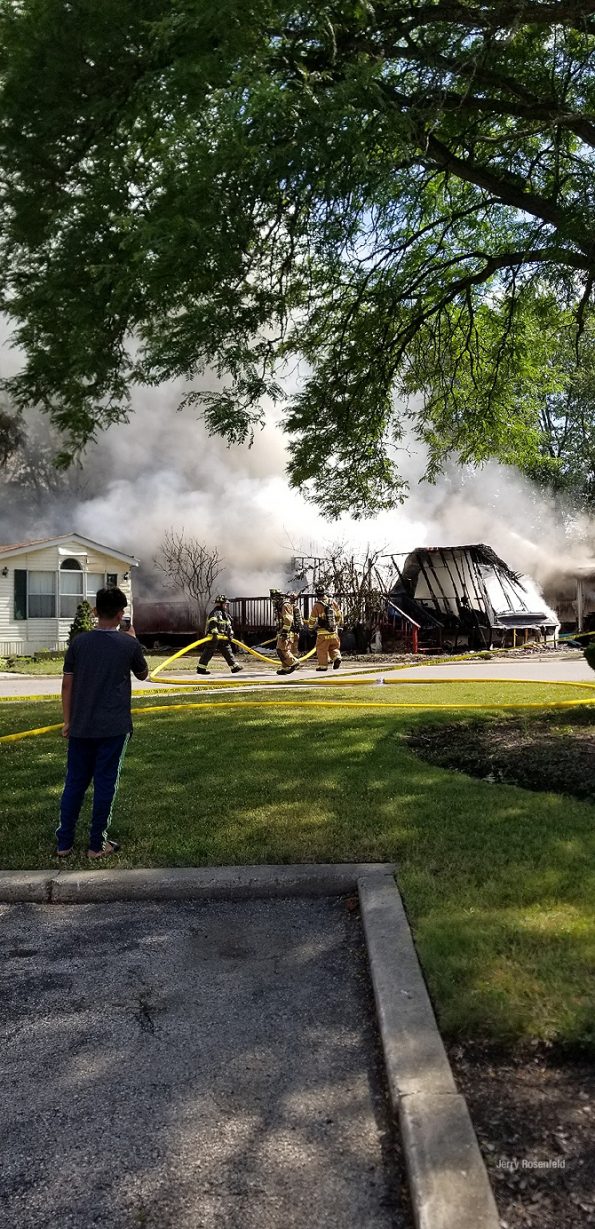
[232,638,318,665]
[149,635,209,676]
[149,634,317,682]
[2,677,595,743]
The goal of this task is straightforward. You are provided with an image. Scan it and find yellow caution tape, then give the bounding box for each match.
[0,640,570,700]
[135,688,193,696]
[5,656,595,701]
[0,694,60,703]
[0,640,584,702]
[175,673,593,691]
[0,687,200,703]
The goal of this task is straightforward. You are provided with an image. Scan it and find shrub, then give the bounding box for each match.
[68,601,95,644]
[583,643,595,672]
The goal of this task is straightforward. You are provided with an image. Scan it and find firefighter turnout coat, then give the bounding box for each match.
[274,596,302,669]
[307,596,343,668]
[205,608,234,640]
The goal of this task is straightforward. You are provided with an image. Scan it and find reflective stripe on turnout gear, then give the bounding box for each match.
[205,608,234,638]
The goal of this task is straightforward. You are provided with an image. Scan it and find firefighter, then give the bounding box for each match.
[197,595,243,674]
[307,587,343,671]
[270,588,302,675]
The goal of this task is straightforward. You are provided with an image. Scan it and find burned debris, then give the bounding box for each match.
[132,543,560,656]
[387,544,559,653]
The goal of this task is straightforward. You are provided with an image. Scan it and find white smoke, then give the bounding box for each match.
[48,395,595,599]
[1,315,594,595]
[407,462,595,585]
[72,381,427,594]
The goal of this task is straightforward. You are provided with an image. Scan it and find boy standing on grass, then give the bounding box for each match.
[55,587,149,860]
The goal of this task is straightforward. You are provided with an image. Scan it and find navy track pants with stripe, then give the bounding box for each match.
[56,734,129,853]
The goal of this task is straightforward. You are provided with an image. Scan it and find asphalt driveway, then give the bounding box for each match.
[1,898,407,1229]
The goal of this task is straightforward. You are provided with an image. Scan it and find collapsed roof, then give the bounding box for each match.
[388,545,558,645]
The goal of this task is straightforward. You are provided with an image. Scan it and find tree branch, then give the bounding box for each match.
[423,132,594,259]
[396,1,595,33]
[393,248,590,356]
[401,90,595,149]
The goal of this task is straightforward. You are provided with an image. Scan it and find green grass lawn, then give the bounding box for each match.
[0,652,200,676]
[1,681,594,1052]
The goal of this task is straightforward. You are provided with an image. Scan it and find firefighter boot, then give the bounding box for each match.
[231,665,243,673]
[197,666,210,675]
[333,658,342,670]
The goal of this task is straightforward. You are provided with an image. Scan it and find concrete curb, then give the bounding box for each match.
[0,870,53,901]
[358,868,500,1229]
[0,863,392,904]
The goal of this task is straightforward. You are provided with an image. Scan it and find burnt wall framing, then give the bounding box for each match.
[387,545,556,652]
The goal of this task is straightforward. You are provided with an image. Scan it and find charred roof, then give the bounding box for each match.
[388,543,557,639]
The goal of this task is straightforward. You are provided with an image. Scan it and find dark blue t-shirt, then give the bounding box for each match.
[63,630,148,738]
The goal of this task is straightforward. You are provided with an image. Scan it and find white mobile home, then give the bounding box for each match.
[0,534,139,656]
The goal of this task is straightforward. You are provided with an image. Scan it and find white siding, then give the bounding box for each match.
[0,572,20,653]
[0,541,135,655]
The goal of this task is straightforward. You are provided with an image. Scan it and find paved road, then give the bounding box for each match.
[1,899,407,1229]
[391,656,595,685]
[1,653,592,698]
[0,672,194,698]
[0,662,378,698]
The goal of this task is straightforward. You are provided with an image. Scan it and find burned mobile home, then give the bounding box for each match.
[131,544,559,655]
[387,545,559,653]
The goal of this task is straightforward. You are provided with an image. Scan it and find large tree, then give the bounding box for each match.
[0,0,594,513]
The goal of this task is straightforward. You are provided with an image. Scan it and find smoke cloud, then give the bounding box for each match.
[1,329,594,597]
[405,462,595,586]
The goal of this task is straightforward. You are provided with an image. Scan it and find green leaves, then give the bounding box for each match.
[0,1,594,511]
